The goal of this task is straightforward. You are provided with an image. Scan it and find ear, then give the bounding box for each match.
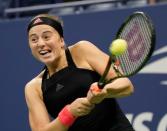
[60,37,64,42]
[60,37,65,48]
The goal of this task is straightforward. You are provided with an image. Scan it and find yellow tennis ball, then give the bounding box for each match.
[109,39,127,56]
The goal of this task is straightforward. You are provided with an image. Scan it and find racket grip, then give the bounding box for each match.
[97,82,105,89]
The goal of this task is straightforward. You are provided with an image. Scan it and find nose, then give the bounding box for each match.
[37,38,45,48]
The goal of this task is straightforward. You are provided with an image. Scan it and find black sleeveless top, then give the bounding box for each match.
[42,48,134,131]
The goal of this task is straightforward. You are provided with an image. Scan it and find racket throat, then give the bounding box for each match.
[98,56,115,89]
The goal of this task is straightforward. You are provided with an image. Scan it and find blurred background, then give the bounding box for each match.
[0,0,167,131]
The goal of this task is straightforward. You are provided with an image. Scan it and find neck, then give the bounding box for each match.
[46,50,67,76]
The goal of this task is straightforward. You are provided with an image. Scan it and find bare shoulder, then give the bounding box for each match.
[68,40,108,71]
[70,40,98,52]
[69,40,102,58]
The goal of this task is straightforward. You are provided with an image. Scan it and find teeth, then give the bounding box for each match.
[39,50,50,55]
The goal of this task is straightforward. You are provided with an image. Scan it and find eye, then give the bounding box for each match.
[30,37,38,43]
[44,35,50,40]
[42,31,52,41]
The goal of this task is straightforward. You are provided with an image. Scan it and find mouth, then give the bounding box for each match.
[39,50,51,56]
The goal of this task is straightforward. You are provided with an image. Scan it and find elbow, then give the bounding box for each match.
[119,85,134,98]
[30,123,49,131]
[31,127,47,131]
[128,85,134,96]
[121,78,134,97]
[127,81,134,96]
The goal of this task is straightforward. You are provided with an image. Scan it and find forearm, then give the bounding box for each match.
[30,114,69,131]
[38,118,69,131]
[32,98,93,131]
[104,77,134,98]
[30,105,77,131]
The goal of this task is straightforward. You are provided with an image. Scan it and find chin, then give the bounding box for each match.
[43,60,54,65]
[42,58,56,65]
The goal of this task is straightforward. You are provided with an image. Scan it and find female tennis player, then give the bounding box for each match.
[24,14,134,131]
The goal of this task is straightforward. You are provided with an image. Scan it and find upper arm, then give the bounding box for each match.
[25,80,50,131]
[74,41,117,79]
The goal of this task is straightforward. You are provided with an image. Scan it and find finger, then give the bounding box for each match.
[87,90,94,102]
[76,106,93,116]
[78,110,91,116]
[82,98,95,108]
[90,84,102,94]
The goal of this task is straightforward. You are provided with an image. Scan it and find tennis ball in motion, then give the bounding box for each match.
[109,39,127,56]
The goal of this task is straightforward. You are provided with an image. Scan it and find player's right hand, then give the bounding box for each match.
[68,98,95,117]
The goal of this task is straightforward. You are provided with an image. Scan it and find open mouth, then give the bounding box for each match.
[39,50,51,56]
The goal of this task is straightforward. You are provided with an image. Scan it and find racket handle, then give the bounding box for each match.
[98,56,116,89]
[98,82,105,89]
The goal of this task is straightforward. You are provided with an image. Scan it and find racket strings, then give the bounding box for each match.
[117,15,153,76]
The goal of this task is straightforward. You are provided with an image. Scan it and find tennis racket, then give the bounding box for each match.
[98,11,156,89]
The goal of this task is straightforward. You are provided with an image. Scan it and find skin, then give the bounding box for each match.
[25,24,134,131]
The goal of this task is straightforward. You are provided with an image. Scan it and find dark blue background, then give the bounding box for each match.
[0,3,167,131]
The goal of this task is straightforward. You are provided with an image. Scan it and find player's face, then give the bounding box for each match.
[28,25,64,65]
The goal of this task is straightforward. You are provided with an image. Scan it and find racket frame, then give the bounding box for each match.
[98,11,156,89]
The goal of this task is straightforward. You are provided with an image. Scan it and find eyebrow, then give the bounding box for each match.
[29,34,37,38]
[29,31,52,38]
